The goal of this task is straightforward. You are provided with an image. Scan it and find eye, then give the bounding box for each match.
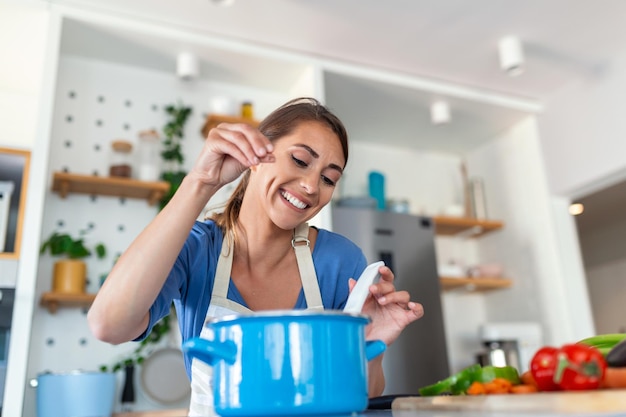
[321,175,336,187]
[292,155,308,167]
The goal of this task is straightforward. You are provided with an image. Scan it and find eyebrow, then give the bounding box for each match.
[295,143,344,173]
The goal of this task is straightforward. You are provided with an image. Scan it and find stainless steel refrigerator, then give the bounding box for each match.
[331,206,450,395]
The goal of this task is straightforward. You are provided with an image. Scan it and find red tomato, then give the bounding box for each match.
[554,344,606,391]
[530,346,560,391]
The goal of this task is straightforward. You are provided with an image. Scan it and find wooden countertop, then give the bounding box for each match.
[392,389,626,414]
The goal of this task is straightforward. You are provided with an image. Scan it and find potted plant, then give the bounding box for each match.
[40,230,106,294]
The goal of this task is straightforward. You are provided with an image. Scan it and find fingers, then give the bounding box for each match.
[407,301,425,319]
[367,266,424,319]
[209,123,274,165]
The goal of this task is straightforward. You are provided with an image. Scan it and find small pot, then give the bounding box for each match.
[183,310,386,416]
[33,370,116,417]
[52,259,86,294]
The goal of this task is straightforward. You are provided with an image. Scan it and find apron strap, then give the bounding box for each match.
[292,223,324,310]
[212,234,233,299]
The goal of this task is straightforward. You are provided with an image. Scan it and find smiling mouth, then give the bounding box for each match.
[281,190,309,209]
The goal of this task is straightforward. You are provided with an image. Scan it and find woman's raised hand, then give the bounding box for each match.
[191,123,275,187]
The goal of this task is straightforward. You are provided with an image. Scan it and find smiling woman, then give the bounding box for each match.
[88,97,424,417]
[0,147,30,258]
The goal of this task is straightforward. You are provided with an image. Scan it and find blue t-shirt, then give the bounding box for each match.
[145,220,367,376]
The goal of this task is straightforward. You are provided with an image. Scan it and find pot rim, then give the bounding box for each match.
[206,309,370,325]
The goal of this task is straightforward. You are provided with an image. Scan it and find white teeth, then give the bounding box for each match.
[281,191,307,209]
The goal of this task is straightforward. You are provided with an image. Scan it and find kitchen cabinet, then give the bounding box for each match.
[51,172,170,206]
[39,291,96,314]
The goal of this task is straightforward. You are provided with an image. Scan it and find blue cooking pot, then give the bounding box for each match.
[35,370,116,417]
[183,310,386,416]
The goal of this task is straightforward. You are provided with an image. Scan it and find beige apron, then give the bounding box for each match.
[188,223,323,416]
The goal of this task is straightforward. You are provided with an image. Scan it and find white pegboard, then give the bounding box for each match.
[24,55,293,416]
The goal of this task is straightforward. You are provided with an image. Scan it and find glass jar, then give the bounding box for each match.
[109,140,133,178]
[241,101,254,119]
[137,130,161,182]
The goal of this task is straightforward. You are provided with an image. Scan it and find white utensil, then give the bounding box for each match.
[343,261,384,313]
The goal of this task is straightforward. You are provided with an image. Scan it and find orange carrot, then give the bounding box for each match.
[510,384,539,394]
[602,367,626,389]
[467,381,486,395]
[484,378,513,394]
[520,371,538,388]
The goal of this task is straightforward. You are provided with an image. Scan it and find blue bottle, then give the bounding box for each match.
[368,171,386,210]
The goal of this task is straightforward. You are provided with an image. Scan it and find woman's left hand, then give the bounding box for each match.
[350,265,424,346]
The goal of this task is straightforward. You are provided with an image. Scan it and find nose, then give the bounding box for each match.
[300,172,319,195]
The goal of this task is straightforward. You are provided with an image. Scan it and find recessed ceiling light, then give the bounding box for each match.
[569,203,584,216]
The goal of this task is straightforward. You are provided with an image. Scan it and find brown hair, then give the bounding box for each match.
[209,97,348,237]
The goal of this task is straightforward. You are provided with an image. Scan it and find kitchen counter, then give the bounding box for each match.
[112,390,626,417]
[112,407,625,417]
[112,411,625,417]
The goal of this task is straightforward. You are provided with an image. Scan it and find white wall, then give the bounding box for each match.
[535,40,626,344]
[538,51,626,198]
[0,1,49,150]
[340,142,463,216]
[466,117,593,348]
[0,2,55,416]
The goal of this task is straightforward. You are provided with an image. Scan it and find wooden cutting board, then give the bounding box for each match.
[392,390,626,414]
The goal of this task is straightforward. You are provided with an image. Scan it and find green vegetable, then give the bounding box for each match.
[577,333,626,357]
[418,364,520,396]
[477,365,520,384]
[419,364,481,396]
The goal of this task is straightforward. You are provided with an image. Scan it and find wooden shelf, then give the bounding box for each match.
[433,216,504,237]
[52,172,170,206]
[201,114,260,138]
[439,277,512,292]
[40,291,96,313]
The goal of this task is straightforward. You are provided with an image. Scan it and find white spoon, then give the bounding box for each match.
[343,261,385,313]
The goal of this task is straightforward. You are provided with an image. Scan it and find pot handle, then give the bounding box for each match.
[182,337,238,366]
[365,340,386,361]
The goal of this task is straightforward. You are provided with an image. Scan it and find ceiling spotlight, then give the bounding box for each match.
[210,0,235,6]
[430,100,451,125]
[569,203,584,216]
[498,36,524,76]
[176,52,199,80]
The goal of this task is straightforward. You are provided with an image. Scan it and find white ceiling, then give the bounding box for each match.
[52,0,626,103]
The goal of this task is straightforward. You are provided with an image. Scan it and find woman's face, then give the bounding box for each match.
[248,120,346,230]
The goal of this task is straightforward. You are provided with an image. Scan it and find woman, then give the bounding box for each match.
[88,97,424,415]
